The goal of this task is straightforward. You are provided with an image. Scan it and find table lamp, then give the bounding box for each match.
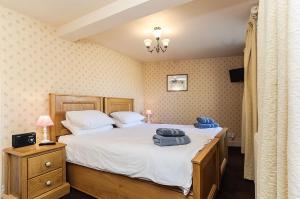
[145,110,152,124]
[36,115,54,144]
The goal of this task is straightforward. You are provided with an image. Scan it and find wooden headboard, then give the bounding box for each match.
[104,97,134,115]
[49,93,103,141]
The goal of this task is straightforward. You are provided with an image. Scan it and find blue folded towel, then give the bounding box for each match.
[194,123,219,129]
[196,117,215,124]
[156,128,185,137]
[153,134,191,146]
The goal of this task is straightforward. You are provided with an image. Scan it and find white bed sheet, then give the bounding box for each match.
[58,123,222,195]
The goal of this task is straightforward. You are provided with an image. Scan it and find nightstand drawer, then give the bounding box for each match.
[28,150,63,178]
[28,168,63,198]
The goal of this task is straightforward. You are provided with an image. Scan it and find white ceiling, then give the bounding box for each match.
[0,0,258,62]
[87,0,258,62]
[0,0,116,26]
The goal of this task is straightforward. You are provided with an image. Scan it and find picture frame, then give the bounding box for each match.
[167,74,188,92]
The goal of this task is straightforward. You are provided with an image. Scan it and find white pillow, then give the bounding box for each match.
[66,110,114,129]
[110,111,145,124]
[61,120,113,135]
[113,118,144,128]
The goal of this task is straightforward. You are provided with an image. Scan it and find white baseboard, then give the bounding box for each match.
[228,138,241,147]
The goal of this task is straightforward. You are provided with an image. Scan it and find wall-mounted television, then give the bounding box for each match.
[229,68,244,82]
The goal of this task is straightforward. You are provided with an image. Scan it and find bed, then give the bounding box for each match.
[49,93,228,199]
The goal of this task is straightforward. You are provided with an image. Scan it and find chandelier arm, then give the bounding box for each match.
[160,45,166,52]
[146,46,154,53]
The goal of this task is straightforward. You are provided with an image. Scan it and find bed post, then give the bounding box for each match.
[215,128,228,183]
[192,138,219,199]
[49,93,56,141]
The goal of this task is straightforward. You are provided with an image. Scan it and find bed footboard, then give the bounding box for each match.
[192,138,219,199]
[67,163,194,199]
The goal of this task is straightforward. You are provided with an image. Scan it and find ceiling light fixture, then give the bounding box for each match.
[144,27,170,53]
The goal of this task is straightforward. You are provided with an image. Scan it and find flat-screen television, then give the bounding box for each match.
[229,68,244,82]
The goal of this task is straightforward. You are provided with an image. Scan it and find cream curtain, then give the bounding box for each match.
[241,11,257,180]
[256,0,300,198]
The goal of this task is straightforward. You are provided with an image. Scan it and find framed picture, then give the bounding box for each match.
[167,74,188,92]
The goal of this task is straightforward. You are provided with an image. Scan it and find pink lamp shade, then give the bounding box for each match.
[145,110,152,115]
[36,115,54,127]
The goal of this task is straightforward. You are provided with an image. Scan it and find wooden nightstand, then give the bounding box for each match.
[4,143,70,199]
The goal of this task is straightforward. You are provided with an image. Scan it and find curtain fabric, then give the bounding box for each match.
[257,0,300,198]
[242,13,257,180]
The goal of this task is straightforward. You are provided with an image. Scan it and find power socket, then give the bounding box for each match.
[227,132,235,140]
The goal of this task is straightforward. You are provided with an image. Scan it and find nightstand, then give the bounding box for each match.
[4,143,70,199]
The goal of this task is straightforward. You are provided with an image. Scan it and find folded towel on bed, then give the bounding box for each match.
[156,128,185,137]
[153,134,191,146]
[194,123,219,129]
[196,117,215,124]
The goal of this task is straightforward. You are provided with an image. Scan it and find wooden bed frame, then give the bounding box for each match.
[49,93,228,199]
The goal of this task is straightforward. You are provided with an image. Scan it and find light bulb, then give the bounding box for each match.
[144,39,152,47]
[162,38,170,47]
[153,27,162,39]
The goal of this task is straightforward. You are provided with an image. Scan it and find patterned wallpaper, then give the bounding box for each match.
[0,6,144,149]
[0,4,243,191]
[143,56,244,139]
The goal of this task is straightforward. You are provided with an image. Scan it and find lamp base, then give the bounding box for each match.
[147,115,151,124]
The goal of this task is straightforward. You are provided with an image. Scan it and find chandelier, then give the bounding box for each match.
[144,27,170,53]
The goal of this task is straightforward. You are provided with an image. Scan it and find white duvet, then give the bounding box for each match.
[58,123,222,194]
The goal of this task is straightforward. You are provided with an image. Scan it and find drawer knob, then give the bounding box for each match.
[45,161,52,167]
[45,180,52,186]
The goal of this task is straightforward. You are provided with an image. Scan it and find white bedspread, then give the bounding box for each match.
[58,124,222,194]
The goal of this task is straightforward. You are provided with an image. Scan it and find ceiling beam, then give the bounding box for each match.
[57,0,193,41]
